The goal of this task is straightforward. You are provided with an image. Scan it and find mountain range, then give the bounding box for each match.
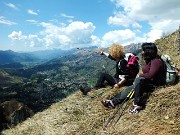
[0,46,98,65]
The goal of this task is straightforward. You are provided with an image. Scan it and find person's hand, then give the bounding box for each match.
[100,51,104,55]
[114,84,119,89]
[139,71,144,76]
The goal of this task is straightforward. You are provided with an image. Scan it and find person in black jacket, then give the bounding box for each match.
[80,43,139,95]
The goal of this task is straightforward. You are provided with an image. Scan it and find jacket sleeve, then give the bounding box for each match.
[108,55,117,61]
[140,59,162,79]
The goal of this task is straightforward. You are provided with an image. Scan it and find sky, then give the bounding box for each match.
[0,0,180,52]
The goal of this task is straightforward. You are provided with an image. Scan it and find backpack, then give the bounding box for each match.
[161,55,178,85]
[125,53,139,78]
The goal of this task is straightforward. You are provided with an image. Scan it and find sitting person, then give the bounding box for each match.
[80,43,139,95]
[101,43,166,114]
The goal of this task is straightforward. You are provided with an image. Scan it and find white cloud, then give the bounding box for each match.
[108,12,142,28]
[60,13,74,19]
[26,20,38,24]
[39,21,97,49]
[7,21,144,50]
[28,9,38,15]
[5,3,18,10]
[28,34,38,39]
[30,41,35,47]
[132,22,142,29]
[8,31,27,41]
[145,29,162,42]
[67,19,73,23]
[91,35,101,46]
[109,0,180,41]
[8,21,99,50]
[0,16,16,25]
[8,31,42,48]
[108,12,133,27]
[101,29,136,47]
[149,19,180,34]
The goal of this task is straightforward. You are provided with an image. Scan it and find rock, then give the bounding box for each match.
[0,100,34,130]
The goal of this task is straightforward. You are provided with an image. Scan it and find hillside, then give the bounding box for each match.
[1,83,180,135]
[0,70,23,87]
[0,50,39,64]
[155,31,180,69]
[2,30,180,135]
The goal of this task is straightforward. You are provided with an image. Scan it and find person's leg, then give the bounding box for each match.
[111,85,134,105]
[95,73,116,88]
[123,78,134,86]
[133,77,145,106]
[129,77,154,114]
[133,77,153,106]
[80,73,116,95]
[101,85,134,108]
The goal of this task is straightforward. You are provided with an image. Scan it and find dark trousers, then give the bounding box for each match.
[95,73,117,88]
[133,77,154,106]
[111,77,154,106]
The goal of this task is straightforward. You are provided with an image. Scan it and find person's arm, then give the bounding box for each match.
[140,59,162,79]
[114,78,126,89]
[100,51,116,61]
[100,51,109,57]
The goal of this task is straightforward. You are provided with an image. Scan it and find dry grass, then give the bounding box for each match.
[2,83,180,135]
[155,31,180,70]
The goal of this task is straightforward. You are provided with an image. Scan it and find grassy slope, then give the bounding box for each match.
[2,84,180,135]
[2,31,180,135]
[155,31,180,69]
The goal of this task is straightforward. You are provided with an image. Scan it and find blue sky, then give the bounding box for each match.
[1,0,180,52]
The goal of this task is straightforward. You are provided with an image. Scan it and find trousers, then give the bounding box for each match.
[111,77,154,106]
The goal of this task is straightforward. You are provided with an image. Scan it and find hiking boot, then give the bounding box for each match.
[101,100,115,108]
[128,104,142,114]
[79,86,92,95]
[79,86,88,95]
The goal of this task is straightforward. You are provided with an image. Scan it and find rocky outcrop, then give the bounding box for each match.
[0,100,34,130]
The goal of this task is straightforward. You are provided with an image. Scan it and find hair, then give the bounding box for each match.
[141,43,158,62]
[109,43,124,60]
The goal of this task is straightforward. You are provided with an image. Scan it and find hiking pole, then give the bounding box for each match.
[90,90,106,99]
[113,89,134,127]
[103,98,126,130]
[90,86,113,99]
[103,89,134,129]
